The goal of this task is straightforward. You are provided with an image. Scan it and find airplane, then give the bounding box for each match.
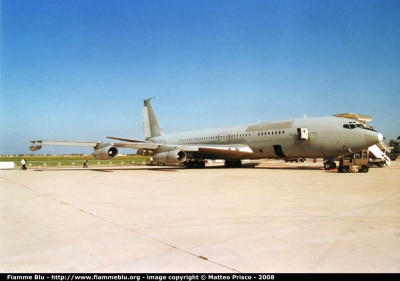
[30,98,383,170]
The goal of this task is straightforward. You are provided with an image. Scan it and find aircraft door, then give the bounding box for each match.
[273,145,286,158]
[297,128,309,140]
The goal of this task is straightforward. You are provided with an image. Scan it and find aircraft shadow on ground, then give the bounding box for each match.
[255,165,325,171]
[33,163,327,172]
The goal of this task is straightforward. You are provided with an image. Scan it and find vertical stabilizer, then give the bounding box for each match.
[143,98,164,139]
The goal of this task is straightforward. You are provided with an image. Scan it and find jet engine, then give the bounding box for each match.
[29,143,42,151]
[92,146,118,159]
[153,149,187,164]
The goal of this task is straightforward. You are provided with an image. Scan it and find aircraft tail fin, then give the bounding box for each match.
[143,98,164,139]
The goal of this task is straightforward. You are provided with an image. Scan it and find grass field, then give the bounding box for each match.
[0,155,151,168]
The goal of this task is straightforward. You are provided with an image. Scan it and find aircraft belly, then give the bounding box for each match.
[198,150,251,159]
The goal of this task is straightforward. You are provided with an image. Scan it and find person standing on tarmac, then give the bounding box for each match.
[83,158,88,168]
[20,157,27,170]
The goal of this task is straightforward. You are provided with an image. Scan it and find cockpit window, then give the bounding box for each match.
[343,122,376,131]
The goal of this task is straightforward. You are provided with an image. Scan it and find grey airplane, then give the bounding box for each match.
[30,98,383,169]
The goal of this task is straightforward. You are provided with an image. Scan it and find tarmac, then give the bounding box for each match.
[1,160,399,273]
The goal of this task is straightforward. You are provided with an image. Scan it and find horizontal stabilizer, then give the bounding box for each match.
[30,140,98,151]
[30,140,99,146]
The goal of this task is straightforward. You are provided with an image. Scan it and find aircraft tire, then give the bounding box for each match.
[324,161,332,170]
[187,160,206,169]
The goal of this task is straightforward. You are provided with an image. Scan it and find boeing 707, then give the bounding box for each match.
[30,98,383,170]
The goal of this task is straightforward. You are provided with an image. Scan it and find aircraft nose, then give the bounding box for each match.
[365,130,383,146]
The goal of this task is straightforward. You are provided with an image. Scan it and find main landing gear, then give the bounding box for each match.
[224,159,242,168]
[186,160,206,169]
[324,160,337,170]
[185,159,243,168]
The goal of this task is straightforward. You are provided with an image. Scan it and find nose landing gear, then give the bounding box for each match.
[324,160,337,170]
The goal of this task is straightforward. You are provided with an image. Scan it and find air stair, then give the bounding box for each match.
[368,142,391,165]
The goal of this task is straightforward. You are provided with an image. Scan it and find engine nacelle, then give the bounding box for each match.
[92,146,118,160]
[29,143,42,151]
[153,150,187,164]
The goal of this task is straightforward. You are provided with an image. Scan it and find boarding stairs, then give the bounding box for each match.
[368,141,391,165]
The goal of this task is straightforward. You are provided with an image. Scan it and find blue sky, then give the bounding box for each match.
[1,0,399,155]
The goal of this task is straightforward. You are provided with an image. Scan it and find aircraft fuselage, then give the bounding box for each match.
[148,116,382,160]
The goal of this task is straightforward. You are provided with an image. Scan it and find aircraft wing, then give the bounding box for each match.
[113,142,160,150]
[106,137,253,157]
[106,137,159,149]
[107,136,153,143]
[108,141,253,158]
[29,139,252,158]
